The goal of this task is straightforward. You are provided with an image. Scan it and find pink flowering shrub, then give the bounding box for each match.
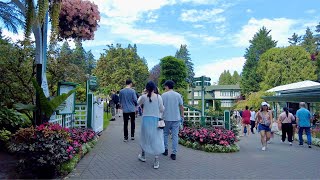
[179,126,237,147]
[68,128,96,144]
[8,123,97,177]
[59,0,100,40]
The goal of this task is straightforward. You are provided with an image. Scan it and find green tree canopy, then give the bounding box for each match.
[159,56,187,89]
[288,33,301,46]
[175,44,194,84]
[218,70,232,85]
[232,71,241,84]
[241,26,277,94]
[301,27,317,54]
[257,46,317,90]
[94,44,149,94]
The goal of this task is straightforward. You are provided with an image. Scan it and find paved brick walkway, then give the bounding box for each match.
[68,116,320,179]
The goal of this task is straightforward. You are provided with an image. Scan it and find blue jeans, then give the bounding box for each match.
[163,121,180,154]
[298,127,312,145]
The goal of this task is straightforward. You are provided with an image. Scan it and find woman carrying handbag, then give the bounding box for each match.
[137,81,165,169]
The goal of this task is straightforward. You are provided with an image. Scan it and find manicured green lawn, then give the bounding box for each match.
[103,112,111,130]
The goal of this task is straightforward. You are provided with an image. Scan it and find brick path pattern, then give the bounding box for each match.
[68,116,320,179]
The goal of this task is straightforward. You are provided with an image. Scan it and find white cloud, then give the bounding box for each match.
[195,57,245,83]
[193,24,205,28]
[180,8,225,23]
[246,9,252,13]
[187,33,221,43]
[234,18,302,47]
[90,0,187,47]
[305,9,316,14]
[179,0,220,5]
[145,12,159,23]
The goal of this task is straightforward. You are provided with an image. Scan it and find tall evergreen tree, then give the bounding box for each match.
[218,70,233,85]
[288,33,301,46]
[232,71,241,84]
[86,50,96,75]
[241,27,277,94]
[72,40,87,70]
[175,44,194,84]
[149,64,161,85]
[301,27,317,54]
[315,22,320,50]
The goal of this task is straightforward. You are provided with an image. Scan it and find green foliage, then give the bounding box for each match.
[234,91,272,110]
[257,46,317,90]
[159,56,188,90]
[8,123,75,178]
[218,70,241,85]
[214,100,222,111]
[94,44,149,94]
[288,33,301,46]
[103,112,111,130]
[32,79,76,118]
[175,44,194,84]
[0,106,31,133]
[301,27,317,54]
[241,27,277,94]
[59,154,80,176]
[47,41,87,96]
[0,129,12,148]
[218,70,232,85]
[0,35,35,107]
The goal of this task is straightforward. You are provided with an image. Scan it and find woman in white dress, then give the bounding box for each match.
[137,81,165,169]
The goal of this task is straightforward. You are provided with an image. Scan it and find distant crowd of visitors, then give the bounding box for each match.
[108,79,184,169]
[234,101,314,151]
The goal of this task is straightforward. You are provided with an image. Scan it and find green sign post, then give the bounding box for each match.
[194,76,211,126]
[224,110,230,130]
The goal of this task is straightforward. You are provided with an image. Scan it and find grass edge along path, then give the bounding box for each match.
[103,112,111,130]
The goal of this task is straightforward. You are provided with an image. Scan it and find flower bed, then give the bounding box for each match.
[8,123,98,178]
[179,126,239,153]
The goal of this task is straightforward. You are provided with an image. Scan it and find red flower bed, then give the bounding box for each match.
[179,126,237,146]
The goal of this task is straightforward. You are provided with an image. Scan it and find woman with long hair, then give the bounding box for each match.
[137,81,165,169]
[278,107,295,145]
[256,102,273,151]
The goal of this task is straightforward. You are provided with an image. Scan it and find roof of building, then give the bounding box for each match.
[266,80,320,93]
[190,84,241,91]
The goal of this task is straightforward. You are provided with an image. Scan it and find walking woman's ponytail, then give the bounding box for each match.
[145,81,156,102]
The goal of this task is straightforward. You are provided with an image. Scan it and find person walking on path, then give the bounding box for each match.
[256,102,273,151]
[250,107,256,134]
[116,91,121,117]
[110,90,119,121]
[296,102,312,148]
[241,106,251,136]
[278,107,295,145]
[119,79,138,142]
[137,81,165,169]
[161,80,184,160]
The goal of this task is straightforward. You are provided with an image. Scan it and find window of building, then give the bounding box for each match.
[194,101,199,105]
[193,91,200,96]
[221,100,233,107]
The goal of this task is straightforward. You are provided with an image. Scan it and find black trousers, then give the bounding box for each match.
[123,112,136,139]
[282,123,293,142]
[250,120,255,133]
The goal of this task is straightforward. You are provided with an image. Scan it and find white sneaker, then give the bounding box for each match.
[153,160,159,169]
[267,140,271,144]
[138,154,146,162]
[289,142,292,146]
[262,146,266,151]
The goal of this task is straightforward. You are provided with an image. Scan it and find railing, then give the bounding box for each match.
[183,105,225,127]
[49,104,87,128]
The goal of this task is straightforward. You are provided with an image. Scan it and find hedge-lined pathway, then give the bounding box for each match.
[68,116,320,179]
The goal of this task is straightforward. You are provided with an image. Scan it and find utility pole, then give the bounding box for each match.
[194,76,211,126]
